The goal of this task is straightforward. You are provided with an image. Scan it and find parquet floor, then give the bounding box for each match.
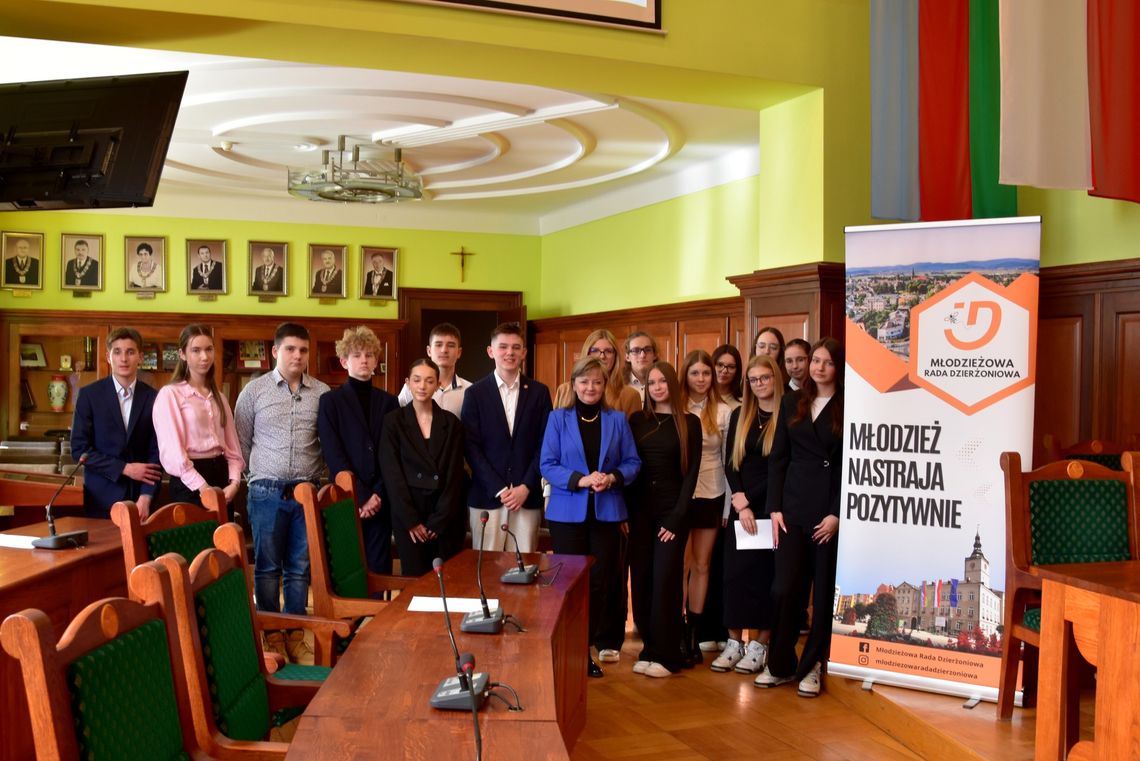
[573,639,925,761]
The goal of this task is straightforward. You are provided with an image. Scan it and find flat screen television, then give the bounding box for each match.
[0,70,188,210]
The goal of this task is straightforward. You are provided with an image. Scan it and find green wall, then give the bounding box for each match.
[0,211,540,317]
[1020,187,1140,267]
[537,176,758,318]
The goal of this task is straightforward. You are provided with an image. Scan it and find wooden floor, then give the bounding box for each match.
[571,637,1064,761]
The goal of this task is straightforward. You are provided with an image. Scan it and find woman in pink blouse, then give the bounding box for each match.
[153,324,244,509]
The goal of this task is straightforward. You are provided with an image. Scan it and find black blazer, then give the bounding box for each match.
[317,382,399,503]
[251,264,284,292]
[363,268,393,296]
[190,261,223,290]
[379,402,465,535]
[64,258,99,286]
[460,373,552,509]
[70,376,160,517]
[725,406,772,519]
[766,390,842,527]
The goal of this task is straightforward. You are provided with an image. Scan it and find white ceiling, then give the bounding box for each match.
[0,36,760,235]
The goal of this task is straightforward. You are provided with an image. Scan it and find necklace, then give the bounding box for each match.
[72,257,92,284]
[260,264,276,290]
[12,256,30,283]
[579,411,600,423]
[319,267,336,292]
[196,260,215,288]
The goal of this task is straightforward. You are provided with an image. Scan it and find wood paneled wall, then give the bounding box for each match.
[531,259,1139,465]
[1036,258,1140,462]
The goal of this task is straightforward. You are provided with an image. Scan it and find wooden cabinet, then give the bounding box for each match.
[1,310,406,440]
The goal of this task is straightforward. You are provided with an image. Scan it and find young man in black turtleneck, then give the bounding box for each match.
[318,326,400,573]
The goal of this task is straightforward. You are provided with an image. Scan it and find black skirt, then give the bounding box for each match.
[688,494,724,530]
[721,515,775,630]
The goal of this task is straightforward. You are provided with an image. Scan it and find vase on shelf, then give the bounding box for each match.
[83,336,95,371]
[47,375,68,412]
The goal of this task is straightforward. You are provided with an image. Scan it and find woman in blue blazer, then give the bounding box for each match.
[541,355,641,678]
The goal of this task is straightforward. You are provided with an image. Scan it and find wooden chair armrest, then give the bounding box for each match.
[205,738,290,760]
[366,572,406,595]
[331,596,388,619]
[265,679,322,709]
[263,651,286,674]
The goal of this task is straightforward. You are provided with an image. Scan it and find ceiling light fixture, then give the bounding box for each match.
[287,135,423,203]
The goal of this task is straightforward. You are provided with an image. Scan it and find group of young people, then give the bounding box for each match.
[70,318,843,694]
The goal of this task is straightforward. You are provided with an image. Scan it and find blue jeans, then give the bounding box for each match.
[248,479,311,615]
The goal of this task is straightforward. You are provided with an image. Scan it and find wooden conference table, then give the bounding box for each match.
[1034,560,1140,761]
[0,517,126,761]
[287,550,591,760]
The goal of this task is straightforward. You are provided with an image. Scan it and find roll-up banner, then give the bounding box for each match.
[830,217,1040,701]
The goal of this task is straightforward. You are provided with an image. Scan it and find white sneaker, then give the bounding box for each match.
[709,639,744,672]
[754,666,794,688]
[632,660,650,674]
[698,640,720,652]
[734,640,768,674]
[644,662,673,678]
[797,663,822,697]
[598,648,620,663]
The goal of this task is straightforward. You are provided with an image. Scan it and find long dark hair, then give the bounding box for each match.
[752,325,787,367]
[711,343,743,400]
[171,323,226,425]
[792,337,844,436]
[635,361,691,474]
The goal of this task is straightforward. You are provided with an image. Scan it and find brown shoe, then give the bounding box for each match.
[264,630,288,660]
[285,629,314,665]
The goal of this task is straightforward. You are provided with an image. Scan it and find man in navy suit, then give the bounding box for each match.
[70,327,162,518]
[461,322,552,552]
[318,326,400,573]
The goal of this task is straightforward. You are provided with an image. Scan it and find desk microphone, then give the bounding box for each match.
[430,558,489,711]
[33,454,89,550]
[499,523,538,584]
[461,511,504,633]
[460,653,484,761]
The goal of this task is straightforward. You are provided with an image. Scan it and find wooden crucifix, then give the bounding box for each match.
[450,246,475,282]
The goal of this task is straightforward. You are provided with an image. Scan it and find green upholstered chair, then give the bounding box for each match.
[296,472,404,663]
[133,524,347,759]
[1041,434,1139,471]
[997,451,1140,729]
[0,563,205,761]
[112,487,227,586]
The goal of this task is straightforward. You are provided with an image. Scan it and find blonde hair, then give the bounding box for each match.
[580,328,633,407]
[679,349,720,435]
[564,356,609,409]
[335,325,382,358]
[731,354,784,469]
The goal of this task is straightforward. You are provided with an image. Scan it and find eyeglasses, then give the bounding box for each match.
[755,342,781,353]
[588,347,616,358]
[627,346,654,356]
[748,374,774,385]
[714,362,737,372]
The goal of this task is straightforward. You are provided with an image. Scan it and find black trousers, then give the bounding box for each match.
[360,507,393,575]
[768,522,838,680]
[628,517,688,671]
[168,455,232,519]
[548,517,622,649]
[596,530,629,651]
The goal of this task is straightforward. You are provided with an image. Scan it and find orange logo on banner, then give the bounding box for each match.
[944,301,1002,350]
[846,272,1038,415]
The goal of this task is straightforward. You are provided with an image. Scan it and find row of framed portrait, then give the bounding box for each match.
[1,231,398,300]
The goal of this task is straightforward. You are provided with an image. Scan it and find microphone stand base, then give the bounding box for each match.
[500,564,538,584]
[32,529,89,550]
[460,607,504,634]
[431,671,489,711]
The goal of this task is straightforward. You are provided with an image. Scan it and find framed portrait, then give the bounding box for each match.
[140,343,160,371]
[360,246,398,301]
[393,0,662,31]
[238,340,269,370]
[2,231,45,290]
[308,243,347,299]
[249,240,288,296]
[60,234,104,291]
[124,236,167,292]
[187,238,227,295]
[161,344,179,371]
[19,342,47,368]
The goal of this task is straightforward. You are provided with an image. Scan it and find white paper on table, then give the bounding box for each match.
[0,533,39,550]
[734,519,774,550]
[406,596,500,613]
